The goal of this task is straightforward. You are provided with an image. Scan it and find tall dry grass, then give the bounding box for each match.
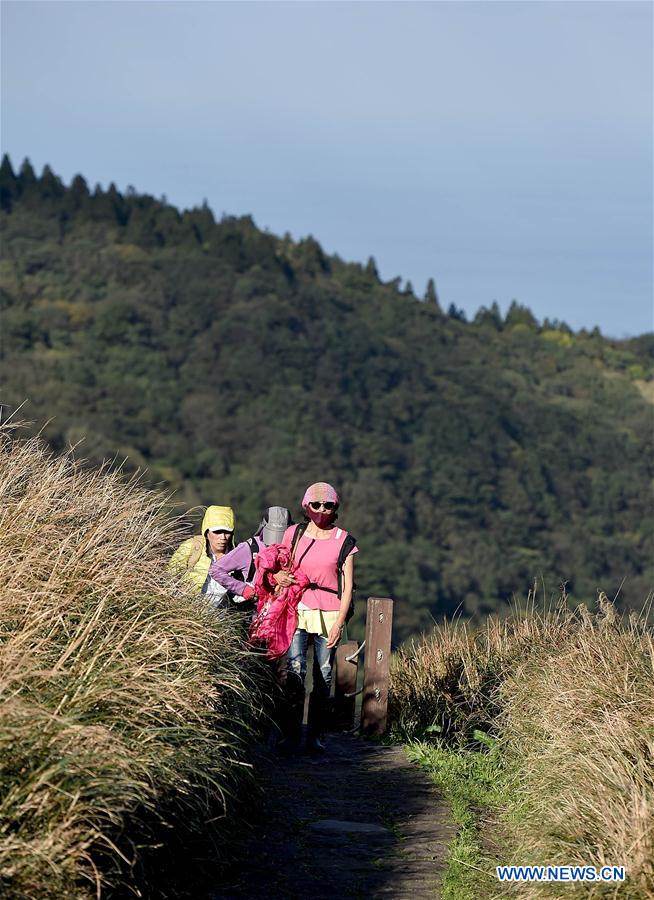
[389,597,575,743]
[0,424,262,898]
[390,595,654,897]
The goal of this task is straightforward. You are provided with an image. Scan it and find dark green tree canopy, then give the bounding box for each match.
[1,158,652,642]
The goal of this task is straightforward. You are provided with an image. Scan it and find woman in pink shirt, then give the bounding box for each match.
[276,481,357,753]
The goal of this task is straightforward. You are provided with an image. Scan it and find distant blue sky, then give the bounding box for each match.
[1,1,652,336]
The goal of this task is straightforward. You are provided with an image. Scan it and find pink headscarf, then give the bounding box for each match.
[301,482,340,511]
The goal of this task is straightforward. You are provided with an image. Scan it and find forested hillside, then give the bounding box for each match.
[1,156,652,640]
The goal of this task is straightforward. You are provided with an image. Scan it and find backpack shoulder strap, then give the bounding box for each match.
[336,533,357,600]
[245,536,259,582]
[186,535,205,570]
[337,533,357,569]
[290,521,309,561]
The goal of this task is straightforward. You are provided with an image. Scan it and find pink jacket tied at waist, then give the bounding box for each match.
[249,544,309,659]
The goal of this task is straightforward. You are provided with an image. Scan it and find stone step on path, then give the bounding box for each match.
[210,733,454,900]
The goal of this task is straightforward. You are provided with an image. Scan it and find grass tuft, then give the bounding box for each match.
[0,424,263,898]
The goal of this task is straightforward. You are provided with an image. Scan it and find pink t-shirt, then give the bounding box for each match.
[282,525,358,611]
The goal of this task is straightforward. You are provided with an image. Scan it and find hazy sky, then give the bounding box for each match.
[2,1,652,336]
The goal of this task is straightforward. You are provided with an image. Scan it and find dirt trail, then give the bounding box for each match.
[210,733,454,900]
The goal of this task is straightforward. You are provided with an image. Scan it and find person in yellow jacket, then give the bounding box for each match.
[169,506,236,605]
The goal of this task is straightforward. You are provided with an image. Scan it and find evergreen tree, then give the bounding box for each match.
[447,302,467,322]
[183,203,215,244]
[124,199,158,246]
[366,256,379,280]
[424,278,441,311]
[39,165,65,202]
[0,155,17,212]
[296,236,329,275]
[153,205,182,246]
[17,159,39,206]
[89,182,127,225]
[505,300,538,330]
[474,302,503,330]
[64,174,91,215]
[18,158,37,188]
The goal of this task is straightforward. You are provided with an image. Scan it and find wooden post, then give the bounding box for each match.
[361,597,393,735]
[332,640,359,731]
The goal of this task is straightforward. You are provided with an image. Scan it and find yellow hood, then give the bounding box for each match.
[201,505,235,534]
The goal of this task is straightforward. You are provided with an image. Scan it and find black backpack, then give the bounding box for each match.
[289,523,357,622]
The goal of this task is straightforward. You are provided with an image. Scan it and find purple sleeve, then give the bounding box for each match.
[209,541,254,595]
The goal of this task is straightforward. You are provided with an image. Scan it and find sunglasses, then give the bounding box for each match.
[308,501,336,511]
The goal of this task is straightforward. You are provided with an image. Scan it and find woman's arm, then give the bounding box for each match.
[210,541,255,596]
[327,553,354,649]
